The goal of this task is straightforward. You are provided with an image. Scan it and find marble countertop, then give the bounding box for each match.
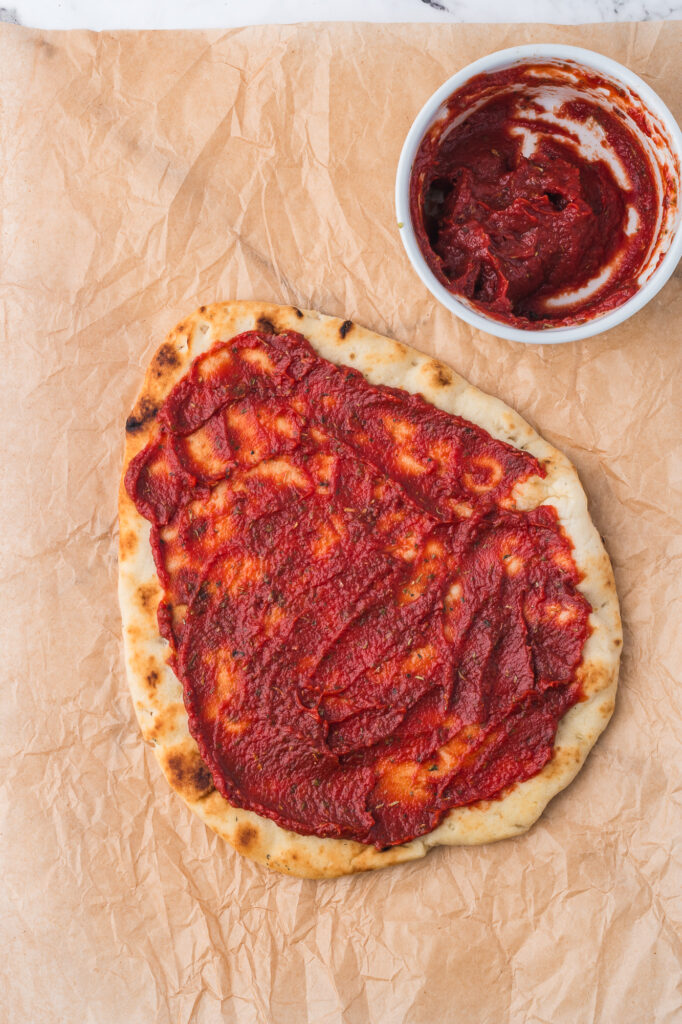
[3,0,681,30]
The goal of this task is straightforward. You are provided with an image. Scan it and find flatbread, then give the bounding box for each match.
[118,301,621,878]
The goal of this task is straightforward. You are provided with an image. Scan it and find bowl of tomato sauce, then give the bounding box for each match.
[396,45,682,344]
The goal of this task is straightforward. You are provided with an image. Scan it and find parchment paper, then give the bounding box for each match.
[1,21,681,1024]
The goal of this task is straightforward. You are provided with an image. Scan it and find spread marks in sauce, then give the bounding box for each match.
[126,329,591,847]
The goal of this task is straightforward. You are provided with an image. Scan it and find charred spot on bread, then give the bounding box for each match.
[165,748,215,799]
[426,360,453,388]
[126,397,159,433]
[257,317,277,334]
[154,343,180,372]
[235,823,259,851]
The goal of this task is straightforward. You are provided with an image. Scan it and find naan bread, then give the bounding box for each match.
[119,302,621,878]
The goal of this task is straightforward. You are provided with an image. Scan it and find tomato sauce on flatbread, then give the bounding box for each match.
[126,329,590,847]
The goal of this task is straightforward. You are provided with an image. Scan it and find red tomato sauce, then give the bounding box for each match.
[126,329,591,847]
[410,64,659,329]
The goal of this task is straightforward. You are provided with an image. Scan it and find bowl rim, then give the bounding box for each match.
[395,43,682,345]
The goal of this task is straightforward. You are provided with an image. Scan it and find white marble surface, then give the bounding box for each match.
[2,0,681,30]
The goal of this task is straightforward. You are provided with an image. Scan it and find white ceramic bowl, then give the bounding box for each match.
[395,44,682,344]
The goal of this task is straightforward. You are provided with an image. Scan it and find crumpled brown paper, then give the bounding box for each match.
[1,20,681,1024]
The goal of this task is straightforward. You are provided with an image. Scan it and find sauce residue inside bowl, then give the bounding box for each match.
[409,62,676,330]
